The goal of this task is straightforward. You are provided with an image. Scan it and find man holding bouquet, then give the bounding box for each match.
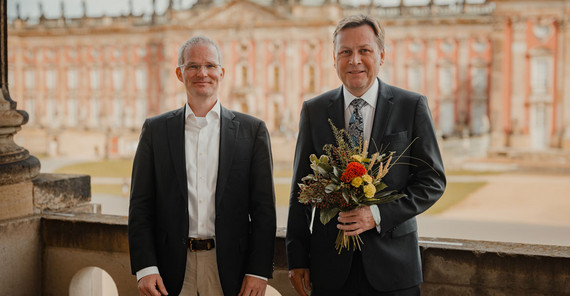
[286,15,446,295]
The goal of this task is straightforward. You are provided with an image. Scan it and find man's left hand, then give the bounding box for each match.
[238,275,267,296]
[337,206,376,236]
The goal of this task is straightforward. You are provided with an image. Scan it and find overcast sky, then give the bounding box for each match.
[8,0,484,20]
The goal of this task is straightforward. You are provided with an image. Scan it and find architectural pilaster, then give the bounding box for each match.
[0,0,41,220]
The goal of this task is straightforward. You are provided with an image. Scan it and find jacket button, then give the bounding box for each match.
[182,238,187,245]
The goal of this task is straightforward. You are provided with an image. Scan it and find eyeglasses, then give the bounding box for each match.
[179,63,221,73]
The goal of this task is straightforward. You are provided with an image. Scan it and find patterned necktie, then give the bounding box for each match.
[348,98,366,147]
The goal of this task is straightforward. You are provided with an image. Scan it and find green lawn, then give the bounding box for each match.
[54,159,487,213]
[423,181,487,215]
[446,170,502,176]
[54,159,133,178]
[92,184,129,196]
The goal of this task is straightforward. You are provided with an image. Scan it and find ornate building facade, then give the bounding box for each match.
[7,0,570,161]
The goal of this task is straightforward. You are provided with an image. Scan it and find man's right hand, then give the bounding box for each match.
[138,274,168,296]
[289,268,311,296]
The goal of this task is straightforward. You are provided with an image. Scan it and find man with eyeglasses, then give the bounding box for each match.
[129,36,276,296]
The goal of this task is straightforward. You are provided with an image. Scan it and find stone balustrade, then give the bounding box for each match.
[2,204,568,295]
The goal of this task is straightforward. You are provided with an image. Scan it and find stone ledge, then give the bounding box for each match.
[418,237,570,258]
[32,173,91,212]
[42,213,128,253]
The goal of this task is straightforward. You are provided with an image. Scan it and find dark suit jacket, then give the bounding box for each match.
[286,79,446,292]
[128,105,276,295]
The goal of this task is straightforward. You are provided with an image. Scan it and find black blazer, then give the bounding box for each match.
[128,105,276,295]
[286,79,446,291]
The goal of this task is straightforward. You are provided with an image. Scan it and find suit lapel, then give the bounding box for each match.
[215,106,239,208]
[369,79,394,155]
[166,107,189,205]
[328,86,345,132]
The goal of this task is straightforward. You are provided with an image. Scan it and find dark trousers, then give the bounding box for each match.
[312,251,420,296]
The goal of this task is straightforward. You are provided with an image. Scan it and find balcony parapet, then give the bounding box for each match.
[38,219,570,296]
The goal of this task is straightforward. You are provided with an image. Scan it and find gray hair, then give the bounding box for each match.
[177,36,223,66]
[333,14,385,53]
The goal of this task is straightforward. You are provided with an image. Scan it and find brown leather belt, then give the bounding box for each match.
[188,238,215,252]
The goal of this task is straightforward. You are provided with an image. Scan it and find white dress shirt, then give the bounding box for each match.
[185,101,220,238]
[343,79,382,232]
[136,101,220,281]
[137,101,266,282]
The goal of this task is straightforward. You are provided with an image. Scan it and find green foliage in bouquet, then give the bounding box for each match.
[298,120,407,252]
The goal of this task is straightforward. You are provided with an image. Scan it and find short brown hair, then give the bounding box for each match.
[333,14,385,52]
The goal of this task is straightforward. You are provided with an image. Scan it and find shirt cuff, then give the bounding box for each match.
[370,205,382,233]
[245,274,268,281]
[136,266,160,281]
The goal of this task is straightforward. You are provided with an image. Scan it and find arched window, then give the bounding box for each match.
[69,267,118,296]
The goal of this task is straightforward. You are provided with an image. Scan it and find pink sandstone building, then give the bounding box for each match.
[7,0,570,160]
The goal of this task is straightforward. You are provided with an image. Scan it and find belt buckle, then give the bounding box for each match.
[189,237,213,252]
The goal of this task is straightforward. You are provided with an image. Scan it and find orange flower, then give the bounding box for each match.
[340,162,367,183]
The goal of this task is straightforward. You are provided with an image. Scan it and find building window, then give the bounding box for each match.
[114,96,123,127]
[407,65,422,93]
[530,56,550,95]
[46,97,56,125]
[46,69,57,91]
[90,69,100,90]
[113,68,124,90]
[89,96,100,126]
[136,67,147,92]
[136,97,147,124]
[438,66,454,96]
[24,69,34,90]
[471,67,487,96]
[67,69,78,90]
[67,98,77,125]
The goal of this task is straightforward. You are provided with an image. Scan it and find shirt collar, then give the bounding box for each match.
[185,99,221,121]
[343,78,379,110]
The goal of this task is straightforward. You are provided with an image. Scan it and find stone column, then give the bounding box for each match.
[0,0,41,220]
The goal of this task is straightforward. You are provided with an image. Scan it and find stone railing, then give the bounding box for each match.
[33,215,570,295]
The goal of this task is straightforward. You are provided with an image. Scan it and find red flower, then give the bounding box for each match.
[340,162,367,183]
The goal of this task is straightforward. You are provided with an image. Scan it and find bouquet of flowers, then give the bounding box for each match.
[298,120,406,253]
